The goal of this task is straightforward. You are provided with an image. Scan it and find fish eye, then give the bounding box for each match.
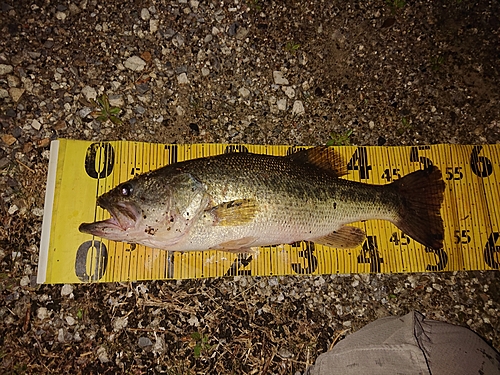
[121,183,133,196]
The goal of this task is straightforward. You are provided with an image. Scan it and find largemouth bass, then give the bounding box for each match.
[79,147,445,252]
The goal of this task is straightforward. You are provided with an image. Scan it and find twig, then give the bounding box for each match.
[16,159,35,173]
[329,329,349,350]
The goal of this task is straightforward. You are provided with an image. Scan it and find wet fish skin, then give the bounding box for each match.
[79,147,445,252]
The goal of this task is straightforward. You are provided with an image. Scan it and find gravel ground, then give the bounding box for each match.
[1,0,499,374]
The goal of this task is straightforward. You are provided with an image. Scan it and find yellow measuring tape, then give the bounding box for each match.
[37,139,500,284]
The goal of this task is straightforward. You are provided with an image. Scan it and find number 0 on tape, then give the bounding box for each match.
[37,140,500,284]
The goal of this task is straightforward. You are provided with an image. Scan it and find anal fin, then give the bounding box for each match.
[313,226,366,248]
[211,199,258,226]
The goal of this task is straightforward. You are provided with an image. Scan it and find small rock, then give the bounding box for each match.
[0,88,8,98]
[28,51,41,59]
[124,56,146,72]
[65,316,76,325]
[283,86,295,99]
[20,275,31,287]
[8,204,18,215]
[187,315,199,326]
[172,34,185,47]
[6,108,16,117]
[11,126,21,138]
[135,106,146,115]
[61,284,74,296]
[189,123,199,134]
[369,121,375,129]
[44,39,55,49]
[31,119,42,130]
[57,328,66,343]
[138,336,153,348]
[7,75,20,87]
[78,107,93,118]
[292,100,305,115]
[268,277,279,287]
[277,98,287,111]
[97,346,110,363]
[238,87,250,98]
[108,95,124,107]
[140,8,150,21]
[81,86,97,101]
[278,348,293,358]
[150,19,159,33]
[2,134,17,146]
[176,106,185,116]
[342,320,352,327]
[201,67,210,76]
[136,83,150,95]
[113,315,129,331]
[37,307,49,320]
[0,64,13,75]
[31,207,44,217]
[273,71,289,85]
[68,3,80,14]
[55,11,67,21]
[177,73,189,84]
[9,87,25,102]
[235,27,249,40]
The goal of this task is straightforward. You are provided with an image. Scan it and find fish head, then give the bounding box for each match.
[79,172,210,249]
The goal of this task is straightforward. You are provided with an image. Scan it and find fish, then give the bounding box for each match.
[79,146,445,252]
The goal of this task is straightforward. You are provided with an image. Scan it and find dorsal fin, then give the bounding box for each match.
[287,146,347,177]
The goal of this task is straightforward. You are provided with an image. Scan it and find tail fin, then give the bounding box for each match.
[391,166,445,250]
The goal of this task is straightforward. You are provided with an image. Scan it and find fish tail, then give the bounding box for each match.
[391,166,445,249]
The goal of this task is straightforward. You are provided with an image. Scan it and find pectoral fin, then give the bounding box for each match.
[211,199,258,226]
[313,226,366,248]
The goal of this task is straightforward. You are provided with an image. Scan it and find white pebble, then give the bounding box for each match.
[140,8,150,21]
[61,284,74,297]
[0,64,14,75]
[292,100,305,115]
[81,85,97,101]
[273,71,289,85]
[283,86,295,99]
[277,98,287,111]
[177,73,189,84]
[97,346,110,363]
[176,106,185,116]
[37,307,49,320]
[20,275,31,287]
[238,87,250,98]
[113,316,129,331]
[124,56,146,72]
[55,11,67,21]
[150,19,159,33]
[31,119,42,130]
[187,315,199,326]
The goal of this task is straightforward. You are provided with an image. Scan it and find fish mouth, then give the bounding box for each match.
[79,196,139,239]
